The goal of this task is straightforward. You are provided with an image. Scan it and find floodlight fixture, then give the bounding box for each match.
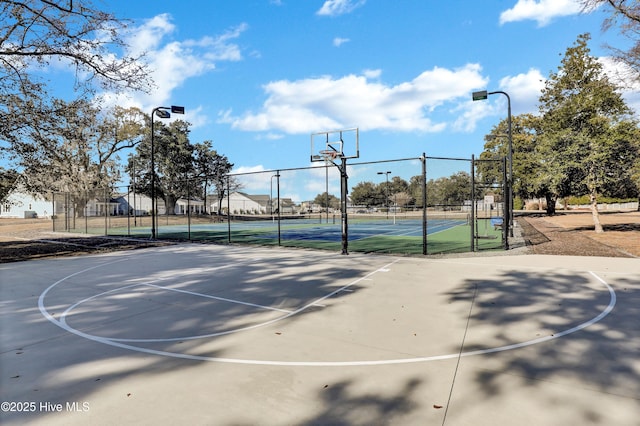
[472,90,488,101]
[154,109,171,119]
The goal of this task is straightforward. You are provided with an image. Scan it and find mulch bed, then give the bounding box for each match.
[517,216,635,258]
[0,235,174,263]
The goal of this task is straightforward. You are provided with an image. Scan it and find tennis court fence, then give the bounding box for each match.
[50,154,508,255]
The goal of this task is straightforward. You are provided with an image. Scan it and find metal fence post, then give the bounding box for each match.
[187,178,192,241]
[471,155,476,252]
[503,156,509,250]
[227,175,231,243]
[422,153,427,255]
[277,171,281,246]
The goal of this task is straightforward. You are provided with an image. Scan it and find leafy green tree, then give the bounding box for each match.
[537,33,638,231]
[128,119,236,215]
[313,192,340,209]
[443,172,471,207]
[425,172,471,208]
[408,175,424,207]
[350,181,380,207]
[478,114,538,203]
[389,176,409,195]
[193,140,233,214]
[425,178,441,207]
[129,119,196,215]
[391,191,413,209]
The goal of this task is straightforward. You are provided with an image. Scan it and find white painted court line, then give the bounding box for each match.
[38,254,617,367]
[141,282,293,313]
[40,253,401,344]
[59,283,146,327]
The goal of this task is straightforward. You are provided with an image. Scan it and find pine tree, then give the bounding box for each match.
[537,33,638,232]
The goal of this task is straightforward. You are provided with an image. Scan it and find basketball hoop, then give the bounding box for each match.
[319,149,341,161]
[319,149,342,160]
[310,128,358,163]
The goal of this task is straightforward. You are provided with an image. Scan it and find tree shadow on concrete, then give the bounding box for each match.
[445,269,640,422]
[297,377,424,426]
[1,245,398,424]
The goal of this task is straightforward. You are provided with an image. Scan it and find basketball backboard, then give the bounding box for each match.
[310,128,359,163]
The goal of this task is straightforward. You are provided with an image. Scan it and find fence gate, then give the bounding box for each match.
[471,156,508,251]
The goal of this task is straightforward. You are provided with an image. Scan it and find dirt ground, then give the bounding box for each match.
[517,210,640,258]
[0,211,638,262]
[0,218,172,263]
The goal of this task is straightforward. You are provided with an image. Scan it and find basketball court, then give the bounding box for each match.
[1,242,638,425]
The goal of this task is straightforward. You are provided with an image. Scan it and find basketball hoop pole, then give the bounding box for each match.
[339,156,348,255]
[320,153,348,254]
[310,128,358,255]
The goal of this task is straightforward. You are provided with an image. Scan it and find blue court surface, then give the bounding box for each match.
[257,218,464,241]
[145,216,468,241]
[1,244,638,425]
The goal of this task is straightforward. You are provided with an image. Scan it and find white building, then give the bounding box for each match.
[175,198,205,215]
[0,191,51,218]
[115,192,204,216]
[211,192,299,215]
[212,192,268,215]
[115,192,156,216]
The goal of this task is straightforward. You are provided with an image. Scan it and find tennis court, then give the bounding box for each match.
[100,213,502,255]
[2,243,638,425]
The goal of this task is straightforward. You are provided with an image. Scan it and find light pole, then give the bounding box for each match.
[150,105,184,239]
[377,171,391,219]
[472,90,513,238]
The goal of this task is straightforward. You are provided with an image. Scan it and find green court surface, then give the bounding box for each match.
[82,217,503,255]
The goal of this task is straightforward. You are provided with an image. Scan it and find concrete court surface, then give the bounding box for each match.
[1,243,638,426]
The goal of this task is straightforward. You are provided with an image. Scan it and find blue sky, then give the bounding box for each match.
[27,1,640,200]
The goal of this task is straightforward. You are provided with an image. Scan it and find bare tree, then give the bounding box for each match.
[581,1,640,82]
[0,167,19,203]
[0,1,152,202]
[0,0,152,94]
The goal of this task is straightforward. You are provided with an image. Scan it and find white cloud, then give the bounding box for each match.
[333,37,350,47]
[99,15,248,113]
[599,56,640,90]
[500,0,584,26]
[452,100,494,133]
[499,68,546,113]
[232,165,270,192]
[221,64,489,134]
[126,13,176,55]
[453,68,545,132]
[305,166,341,196]
[317,0,366,16]
[234,165,268,174]
[599,56,640,116]
[231,166,310,201]
[363,69,382,79]
[184,105,211,129]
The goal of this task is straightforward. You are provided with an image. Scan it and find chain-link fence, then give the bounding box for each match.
[51,154,507,255]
